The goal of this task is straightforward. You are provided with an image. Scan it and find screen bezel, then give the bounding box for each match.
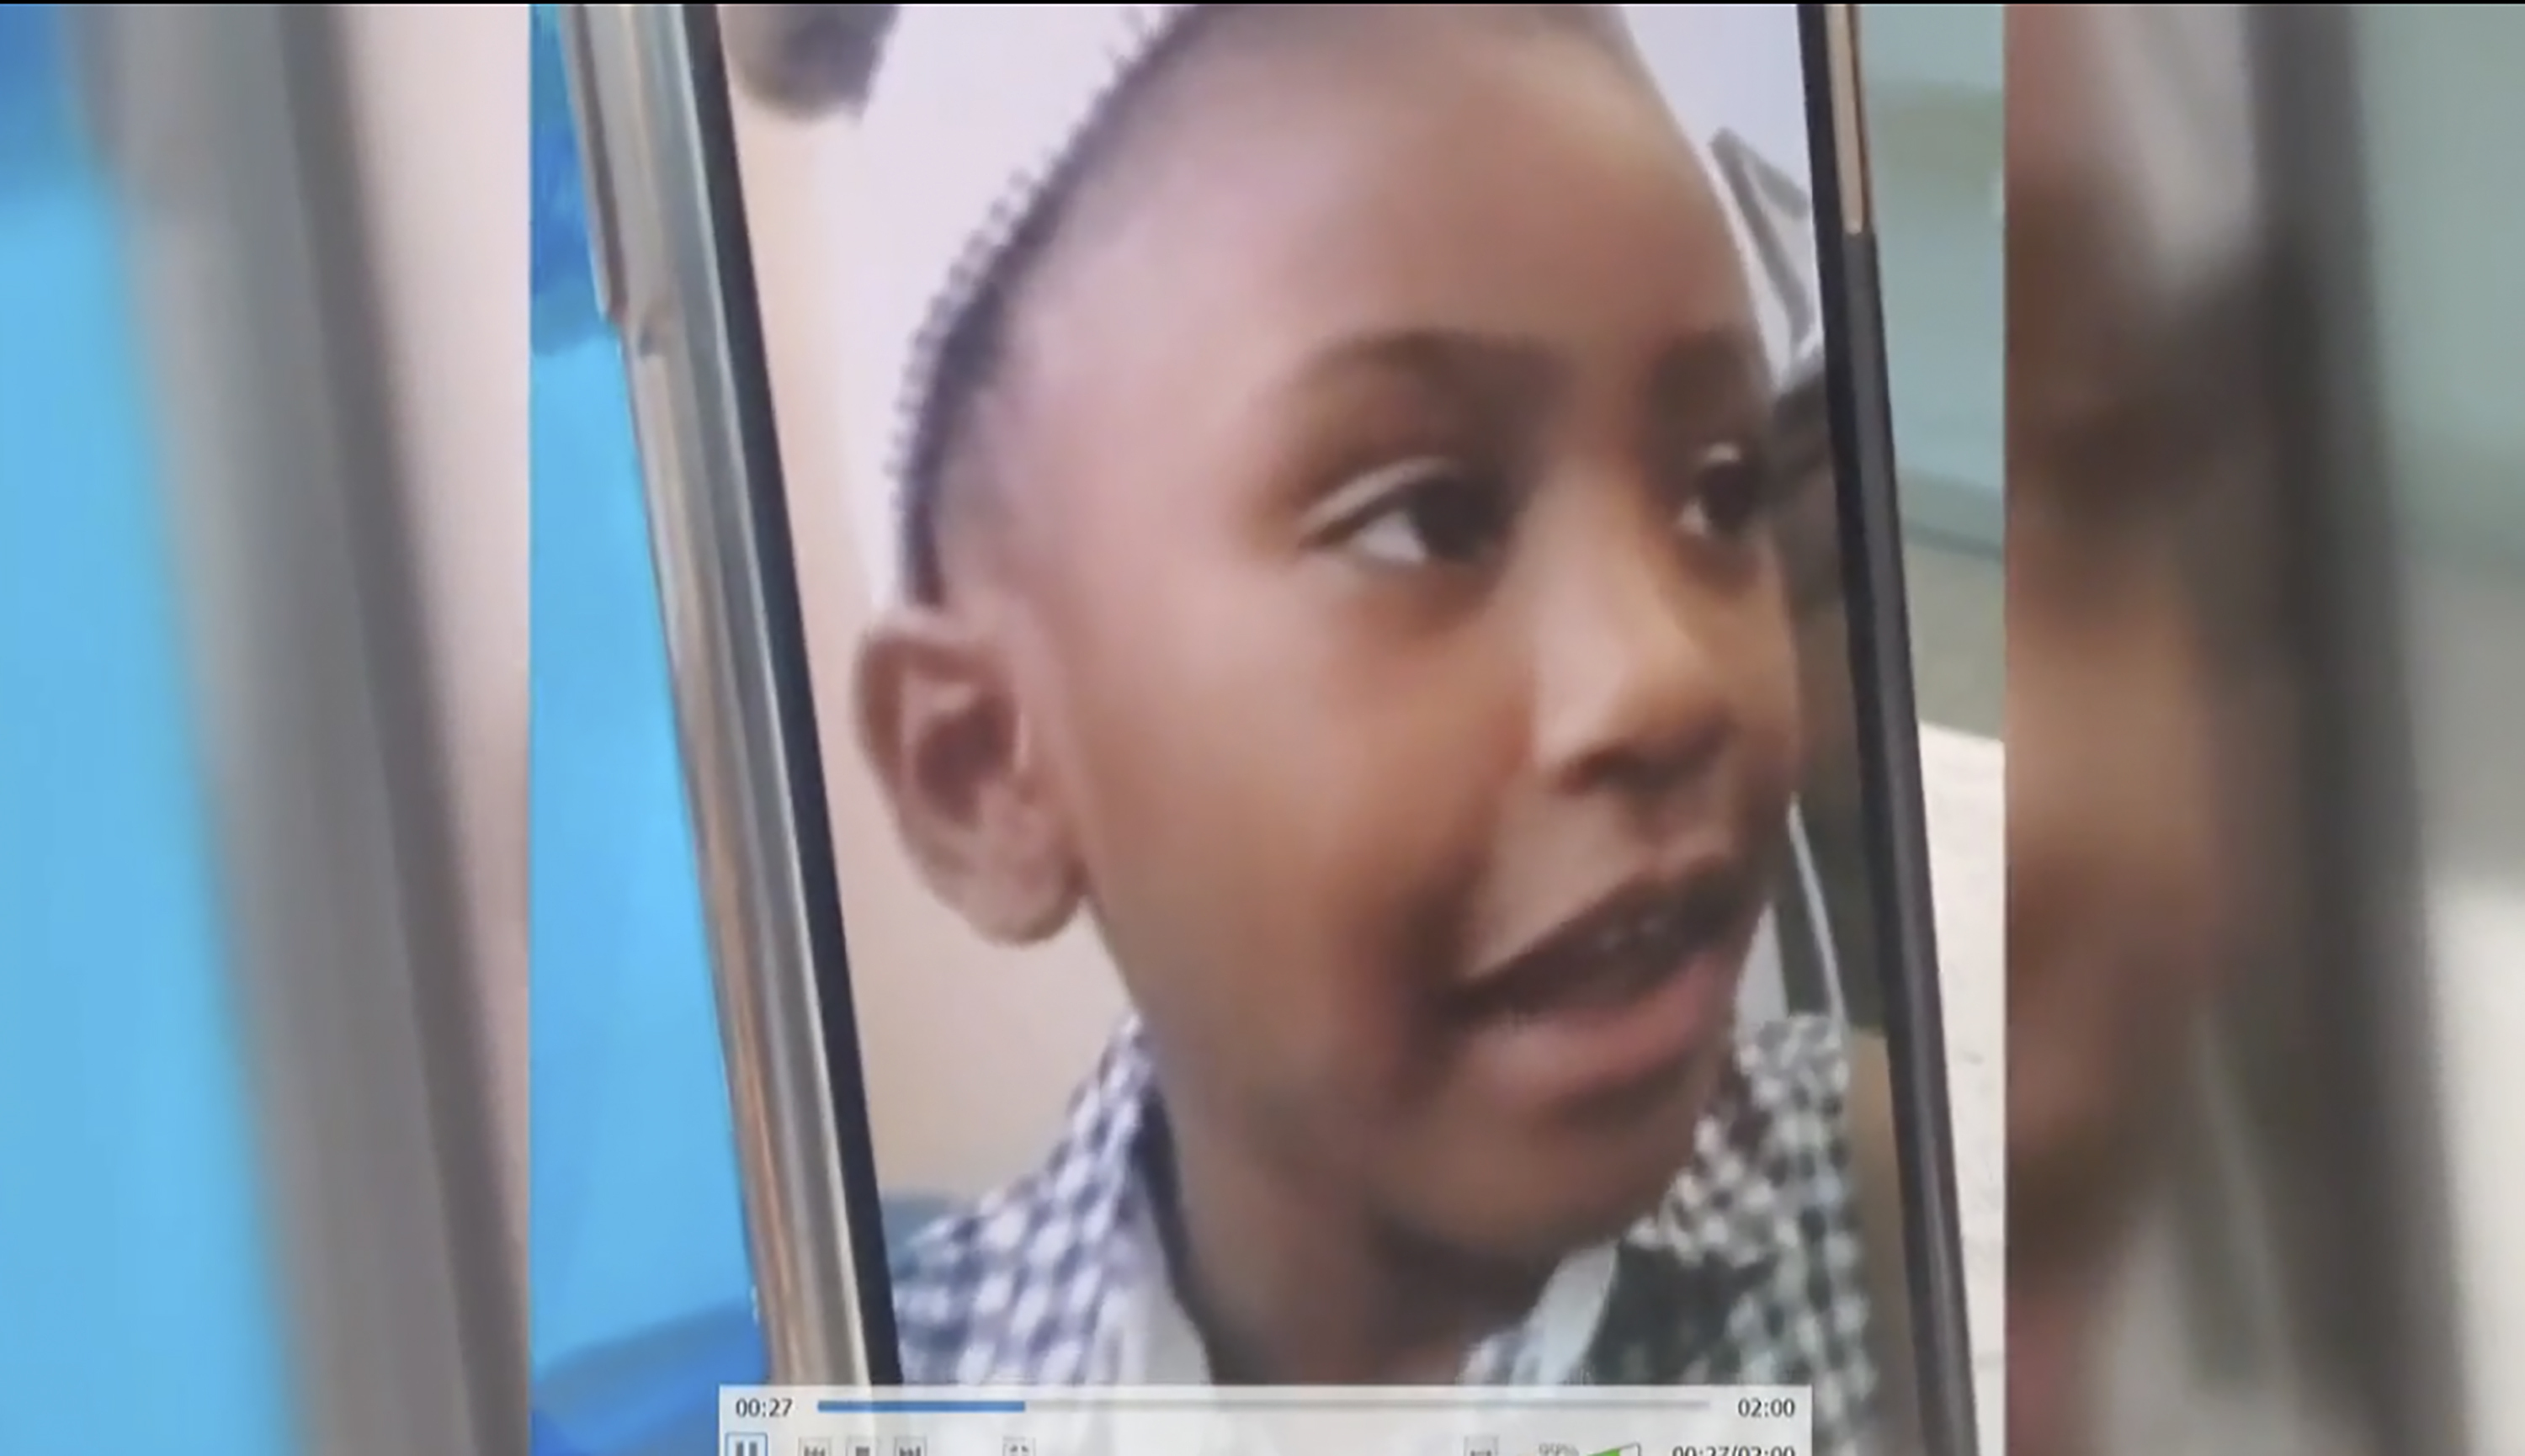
[1792,8,1977,1452]
[672,3,1977,1439]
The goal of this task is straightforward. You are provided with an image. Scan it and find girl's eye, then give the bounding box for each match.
[1315,457,1512,569]
[1676,440,1772,541]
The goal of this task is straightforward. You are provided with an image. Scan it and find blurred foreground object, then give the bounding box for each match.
[718,3,893,117]
[3,6,526,1453]
[2008,4,2477,1453]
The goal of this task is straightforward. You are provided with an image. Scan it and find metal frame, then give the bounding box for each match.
[88,6,528,1452]
[560,1,874,1385]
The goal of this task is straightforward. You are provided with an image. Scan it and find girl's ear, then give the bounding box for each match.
[853,607,1082,943]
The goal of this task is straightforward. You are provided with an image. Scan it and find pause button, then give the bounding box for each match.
[726,1436,770,1456]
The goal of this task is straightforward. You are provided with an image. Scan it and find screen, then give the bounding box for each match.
[709,6,1962,1454]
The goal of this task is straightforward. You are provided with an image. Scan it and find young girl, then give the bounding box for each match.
[2010,8,2362,1455]
[788,5,1916,1451]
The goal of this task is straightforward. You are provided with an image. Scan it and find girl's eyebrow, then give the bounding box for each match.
[1285,324,1763,411]
[1290,327,1560,405]
[1646,329,1768,417]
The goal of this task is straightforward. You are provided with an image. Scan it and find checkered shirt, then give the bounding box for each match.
[889,1013,1879,1454]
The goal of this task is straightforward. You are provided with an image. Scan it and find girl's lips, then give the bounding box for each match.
[1461,865,1757,1108]
[1464,857,1752,1013]
[1471,920,1745,1112]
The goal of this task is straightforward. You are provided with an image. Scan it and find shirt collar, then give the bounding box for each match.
[991,1017,1808,1384]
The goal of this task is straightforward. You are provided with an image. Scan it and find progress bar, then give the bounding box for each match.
[817,1400,1029,1415]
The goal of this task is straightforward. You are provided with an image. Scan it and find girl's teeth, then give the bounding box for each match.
[1592,915,1679,962]
[1590,922,1640,958]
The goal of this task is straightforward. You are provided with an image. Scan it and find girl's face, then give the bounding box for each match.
[2006,10,2268,1450]
[963,6,1799,1259]
[2005,5,2249,1248]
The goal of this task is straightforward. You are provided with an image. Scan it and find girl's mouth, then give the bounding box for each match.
[1464,862,1755,1022]
[1456,860,1760,1108]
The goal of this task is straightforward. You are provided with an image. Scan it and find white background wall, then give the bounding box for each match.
[732,87,1132,1198]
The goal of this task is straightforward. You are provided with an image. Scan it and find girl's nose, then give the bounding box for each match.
[1528,507,1736,803]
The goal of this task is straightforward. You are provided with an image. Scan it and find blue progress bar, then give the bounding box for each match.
[816,1400,1029,1414]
